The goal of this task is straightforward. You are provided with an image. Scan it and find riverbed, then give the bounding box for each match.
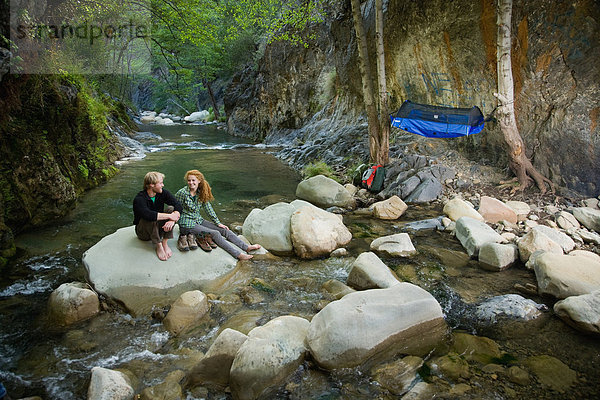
[0,123,599,399]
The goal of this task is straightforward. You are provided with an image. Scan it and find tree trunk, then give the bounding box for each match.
[203,78,221,120]
[350,0,383,165]
[375,0,390,165]
[496,0,552,193]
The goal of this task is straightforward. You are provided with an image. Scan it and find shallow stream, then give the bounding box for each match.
[1,124,599,399]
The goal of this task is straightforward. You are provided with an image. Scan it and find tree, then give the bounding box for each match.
[495,0,552,193]
[350,0,389,165]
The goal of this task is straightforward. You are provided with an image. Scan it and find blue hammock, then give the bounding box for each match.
[391,100,485,138]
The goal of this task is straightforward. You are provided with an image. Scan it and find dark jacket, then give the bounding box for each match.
[133,189,183,225]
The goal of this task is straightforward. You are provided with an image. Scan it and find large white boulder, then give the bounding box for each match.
[163,290,210,336]
[455,217,505,258]
[306,283,447,370]
[88,367,134,400]
[372,196,408,220]
[184,110,210,122]
[517,228,564,264]
[295,175,354,208]
[346,252,400,289]
[48,282,99,325]
[533,252,600,298]
[532,225,575,253]
[186,328,248,389]
[443,198,484,222]
[230,316,310,400]
[478,243,519,271]
[83,226,237,315]
[290,206,352,259]
[140,115,155,124]
[242,202,295,254]
[554,290,600,334]
[370,233,417,257]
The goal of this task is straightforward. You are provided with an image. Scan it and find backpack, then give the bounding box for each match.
[351,163,369,186]
[361,164,386,192]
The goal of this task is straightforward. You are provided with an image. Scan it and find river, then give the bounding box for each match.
[0,123,599,399]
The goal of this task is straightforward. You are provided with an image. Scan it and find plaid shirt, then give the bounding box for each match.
[175,186,221,228]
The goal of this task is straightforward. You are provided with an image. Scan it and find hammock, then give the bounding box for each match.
[390,100,485,138]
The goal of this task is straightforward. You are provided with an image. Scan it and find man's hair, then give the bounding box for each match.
[184,169,214,202]
[143,171,165,190]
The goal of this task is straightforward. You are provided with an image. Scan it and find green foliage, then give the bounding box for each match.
[78,162,90,178]
[302,161,337,181]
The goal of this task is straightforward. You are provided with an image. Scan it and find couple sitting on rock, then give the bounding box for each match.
[132,170,261,261]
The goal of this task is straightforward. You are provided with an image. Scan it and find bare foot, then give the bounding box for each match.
[237,253,254,260]
[247,244,262,251]
[164,242,173,259]
[156,243,168,261]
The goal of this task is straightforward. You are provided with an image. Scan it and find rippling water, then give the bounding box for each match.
[1,123,600,399]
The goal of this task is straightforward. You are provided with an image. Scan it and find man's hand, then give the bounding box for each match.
[218,223,229,230]
[169,211,180,221]
[163,220,175,231]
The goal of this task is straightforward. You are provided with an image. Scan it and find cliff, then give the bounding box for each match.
[225,0,600,196]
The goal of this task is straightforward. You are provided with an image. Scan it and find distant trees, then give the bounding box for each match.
[495,0,552,192]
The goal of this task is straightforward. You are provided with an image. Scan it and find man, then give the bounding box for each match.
[133,171,183,261]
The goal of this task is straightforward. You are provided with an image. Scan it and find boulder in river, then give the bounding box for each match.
[517,228,564,264]
[369,233,417,257]
[163,290,210,336]
[83,226,237,316]
[533,252,600,298]
[455,217,505,258]
[88,367,134,400]
[554,290,600,334]
[242,202,295,254]
[346,251,400,290]
[372,195,408,220]
[478,243,519,271]
[295,175,354,208]
[229,315,310,400]
[306,283,447,370]
[443,197,484,222]
[48,282,99,325]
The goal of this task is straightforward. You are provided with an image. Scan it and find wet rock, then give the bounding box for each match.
[517,229,563,264]
[48,282,100,326]
[307,283,447,370]
[322,279,355,300]
[163,290,210,336]
[140,370,185,400]
[556,211,580,230]
[475,294,545,324]
[554,290,600,334]
[451,332,503,364]
[140,115,155,124]
[478,196,518,224]
[186,328,248,389]
[429,352,470,381]
[507,366,530,385]
[290,205,352,259]
[532,225,575,253]
[443,197,484,222]
[455,217,505,258]
[522,355,577,392]
[371,356,424,396]
[220,310,264,335]
[184,110,209,122]
[330,248,348,257]
[533,252,600,298]
[88,367,134,400]
[572,207,600,232]
[238,286,265,305]
[346,251,400,290]
[295,175,354,208]
[402,381,434,400]
[478,243,519,271]
[370,233,417,257]
[230,316,310,400]
[372,196,408,220]
[423,246,470,268]
[242,202,295,254]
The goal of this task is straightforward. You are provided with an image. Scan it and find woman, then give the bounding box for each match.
[175,169,261,260]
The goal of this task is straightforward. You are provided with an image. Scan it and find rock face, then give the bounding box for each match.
[455,217,505,258]
[306,283,447,370]
[88,367,134,400]
[295,175,354,208]
[225,0,600,198]
[229,316,310,400]
[533,252,600,298]
[83,226,237,315]
[346,252,400,289]
[554,290,600,334]
[242,202,295,254]
[48,282,100,325]
[290,205,352,259]
[163,290,210,336]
